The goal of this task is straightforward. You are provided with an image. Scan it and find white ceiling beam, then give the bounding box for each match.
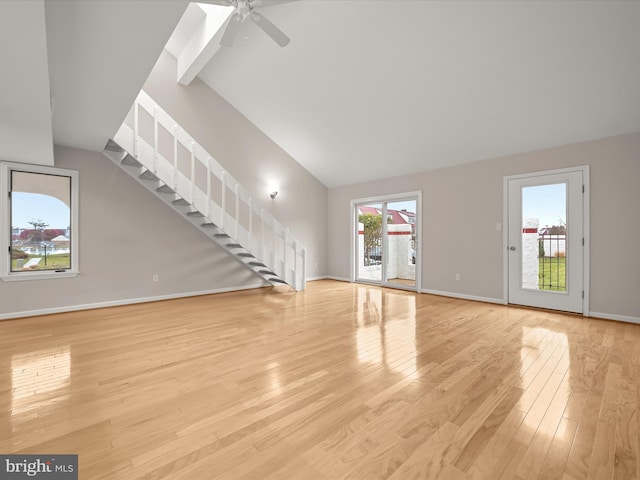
[177,4,233,86]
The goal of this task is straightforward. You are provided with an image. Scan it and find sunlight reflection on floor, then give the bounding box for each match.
[355,286,417,377]
[11,347,71,416]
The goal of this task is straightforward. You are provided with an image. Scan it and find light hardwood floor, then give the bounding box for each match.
[1,280,638,479]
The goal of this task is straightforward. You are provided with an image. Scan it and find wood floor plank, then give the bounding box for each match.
[565,389,605,480]
[452,385,524,473]
[613,329,637,480]
[514,379,572,479]
[586,363,619,479]
[536,417,579,480]
[385,421,459,479]
[0,280,637,479]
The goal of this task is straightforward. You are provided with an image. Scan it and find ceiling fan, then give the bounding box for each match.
[206,0,292,47]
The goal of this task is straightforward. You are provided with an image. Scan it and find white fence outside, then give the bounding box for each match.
[357,224,414,282]
[540,234,566,257]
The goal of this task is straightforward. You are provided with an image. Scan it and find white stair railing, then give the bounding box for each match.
[113,90,306,291]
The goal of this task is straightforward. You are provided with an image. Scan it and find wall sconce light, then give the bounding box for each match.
[270,190,278,199]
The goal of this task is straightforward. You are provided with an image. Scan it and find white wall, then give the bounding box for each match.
[0,146,266,319]
[328,132,640,320]
[142,50,328,279]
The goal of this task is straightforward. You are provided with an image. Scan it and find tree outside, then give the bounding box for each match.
[359,213,387,266]
[27,218,49,243]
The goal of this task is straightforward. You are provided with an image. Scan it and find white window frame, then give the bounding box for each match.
[1,161,79,281]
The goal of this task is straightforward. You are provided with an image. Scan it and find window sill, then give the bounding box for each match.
[1,271,79,282]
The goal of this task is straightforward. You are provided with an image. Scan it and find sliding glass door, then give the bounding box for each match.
[354,193,420,291]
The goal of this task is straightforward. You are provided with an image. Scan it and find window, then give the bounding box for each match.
[1,162,79,281]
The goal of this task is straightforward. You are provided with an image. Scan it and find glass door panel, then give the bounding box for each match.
[356,203,382,283]
[385,200,416,289]
[521,183,567,292]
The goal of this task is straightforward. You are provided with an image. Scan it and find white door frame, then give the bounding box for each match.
[503,166,590,315]
[350,191,422,292]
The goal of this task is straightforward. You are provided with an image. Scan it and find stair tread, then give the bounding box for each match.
[122,155,143,167]
[157,185,174,194]
[139,170,159,180]
[105,139,124,153]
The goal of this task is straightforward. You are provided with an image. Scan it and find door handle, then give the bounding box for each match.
[509,246,516,251]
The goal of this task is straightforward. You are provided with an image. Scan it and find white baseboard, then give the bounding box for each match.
[306,275,329,282]
[419,291,639,325]
[421,288,506,305]
[326,275,350,282]
[589,311,640,325]
[0,283,267,321]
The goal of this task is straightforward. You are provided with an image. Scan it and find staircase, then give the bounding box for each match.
[103,90,306,291]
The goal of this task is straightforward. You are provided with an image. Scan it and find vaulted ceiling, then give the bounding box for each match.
[3,1,640,187]
[190,0,640,187]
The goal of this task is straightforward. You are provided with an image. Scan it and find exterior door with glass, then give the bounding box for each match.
[506,168,587,313]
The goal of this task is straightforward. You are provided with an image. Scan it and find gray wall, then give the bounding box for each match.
[0,0,54,166]
[328,132,640,320]
[0,146,265,319]
[143,50,328,279]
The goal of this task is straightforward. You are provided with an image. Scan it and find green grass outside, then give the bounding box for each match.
[539,256,566,291]
[11,253,70,271]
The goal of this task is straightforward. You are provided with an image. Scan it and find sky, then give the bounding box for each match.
[522,183,566,228]
[11,193,70,229]
[387,200,416,213]
[361,200,417,213]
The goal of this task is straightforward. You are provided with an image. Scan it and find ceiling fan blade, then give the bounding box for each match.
[220,13,243,47]
[251,12,290,47]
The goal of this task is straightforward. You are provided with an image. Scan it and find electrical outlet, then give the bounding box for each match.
[455,274,460,281]
[152,275,158,283]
